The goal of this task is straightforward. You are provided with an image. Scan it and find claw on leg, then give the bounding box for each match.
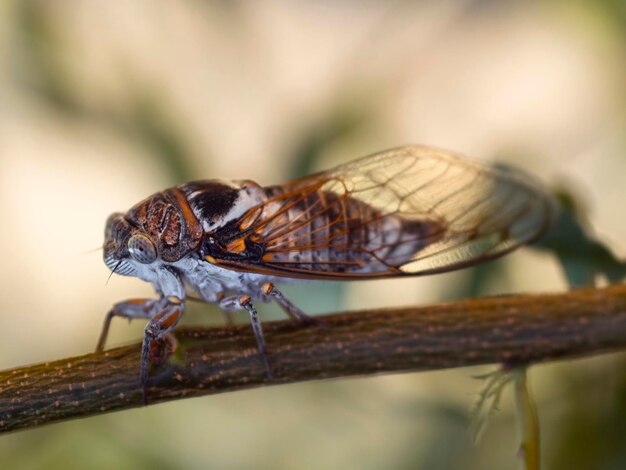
[239,295,273,379]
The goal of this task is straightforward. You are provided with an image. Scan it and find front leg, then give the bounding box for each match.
[140,297,185,391]
[96,297,169,352]
[96,296,184,404]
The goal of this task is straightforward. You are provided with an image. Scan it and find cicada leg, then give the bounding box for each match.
[215,287,324,380]
[218,304,236,326]
[238,295,273,379]
[96,297,169,352]
[140,298,185,404]
[97,297,184,404]
[262,283,327,327]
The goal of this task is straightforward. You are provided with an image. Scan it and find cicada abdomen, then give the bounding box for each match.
[234,182,445,277]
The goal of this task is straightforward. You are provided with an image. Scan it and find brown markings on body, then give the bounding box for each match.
[169,188,203,240]
[162,210,182,246]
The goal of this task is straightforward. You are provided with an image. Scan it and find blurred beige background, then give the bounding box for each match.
[0,1,625,469]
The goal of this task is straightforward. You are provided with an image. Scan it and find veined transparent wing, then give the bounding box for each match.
[207,145,557,279]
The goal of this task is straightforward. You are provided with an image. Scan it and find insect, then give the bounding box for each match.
[96,145,556,394]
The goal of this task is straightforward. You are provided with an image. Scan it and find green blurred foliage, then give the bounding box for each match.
[548,0,626,40]
[287,104,374,179]
[536,189,626,287]
[548,357,626,470]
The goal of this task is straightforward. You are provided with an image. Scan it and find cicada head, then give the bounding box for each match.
[103,212,159,277]
[103,186,209,279]
[103,189,195,278]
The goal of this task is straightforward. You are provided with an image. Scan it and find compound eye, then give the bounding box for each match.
[127,234,157,264]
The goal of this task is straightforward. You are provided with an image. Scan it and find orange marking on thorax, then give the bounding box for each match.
[170,188,203,239]
[226,237,246,253]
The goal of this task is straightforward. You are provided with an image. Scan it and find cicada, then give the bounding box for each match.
[97,145,556,391]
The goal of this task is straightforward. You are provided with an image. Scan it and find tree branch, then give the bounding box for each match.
[2,284,626,433]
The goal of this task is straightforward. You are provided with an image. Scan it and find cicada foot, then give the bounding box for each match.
[262,283,329,328]
[140,299,185,405]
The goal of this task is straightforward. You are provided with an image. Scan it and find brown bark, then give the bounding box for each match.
[2,284,626,433]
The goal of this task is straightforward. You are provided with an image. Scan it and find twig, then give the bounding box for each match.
[1,284,626,434]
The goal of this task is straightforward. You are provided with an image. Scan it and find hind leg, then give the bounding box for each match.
[262,283,325,326]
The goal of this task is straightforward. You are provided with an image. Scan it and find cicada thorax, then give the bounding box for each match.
[126,179,268,263]
[125,188,204,262]
[247,182,446,275]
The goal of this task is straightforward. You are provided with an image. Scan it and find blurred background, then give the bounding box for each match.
[0,1,625,469]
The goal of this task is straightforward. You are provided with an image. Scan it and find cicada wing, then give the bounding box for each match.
[210,145,557,279]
